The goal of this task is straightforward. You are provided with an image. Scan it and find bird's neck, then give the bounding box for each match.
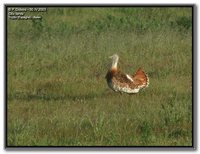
[111,58,118,71]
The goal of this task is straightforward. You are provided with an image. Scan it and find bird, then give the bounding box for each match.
[105,54,149,94]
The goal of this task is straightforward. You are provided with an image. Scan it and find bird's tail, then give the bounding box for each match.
[132,68,149,88]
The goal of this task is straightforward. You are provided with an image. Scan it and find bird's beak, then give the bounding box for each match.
[109,55,113,59]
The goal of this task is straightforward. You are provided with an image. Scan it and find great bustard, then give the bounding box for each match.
[105,54,149,94]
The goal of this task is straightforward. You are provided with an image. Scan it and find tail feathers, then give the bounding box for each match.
[133,68,149,88]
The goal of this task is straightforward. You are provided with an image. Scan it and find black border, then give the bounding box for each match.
[4,4,196,150]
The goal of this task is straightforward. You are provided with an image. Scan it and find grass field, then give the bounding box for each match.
[7,7,193,146]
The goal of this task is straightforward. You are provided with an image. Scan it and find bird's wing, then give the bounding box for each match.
[113,70,134,84]
[109,68,149,89]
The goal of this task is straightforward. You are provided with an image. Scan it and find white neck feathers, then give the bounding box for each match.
[110,54,119,70]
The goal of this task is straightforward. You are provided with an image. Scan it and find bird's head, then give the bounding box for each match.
[109,54,119,61]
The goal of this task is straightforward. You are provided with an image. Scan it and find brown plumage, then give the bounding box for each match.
[105,54,149,94]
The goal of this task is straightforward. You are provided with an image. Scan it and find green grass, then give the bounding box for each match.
[7,7,192,146]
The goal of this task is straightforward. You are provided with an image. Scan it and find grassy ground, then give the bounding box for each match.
[7,7,192,146]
